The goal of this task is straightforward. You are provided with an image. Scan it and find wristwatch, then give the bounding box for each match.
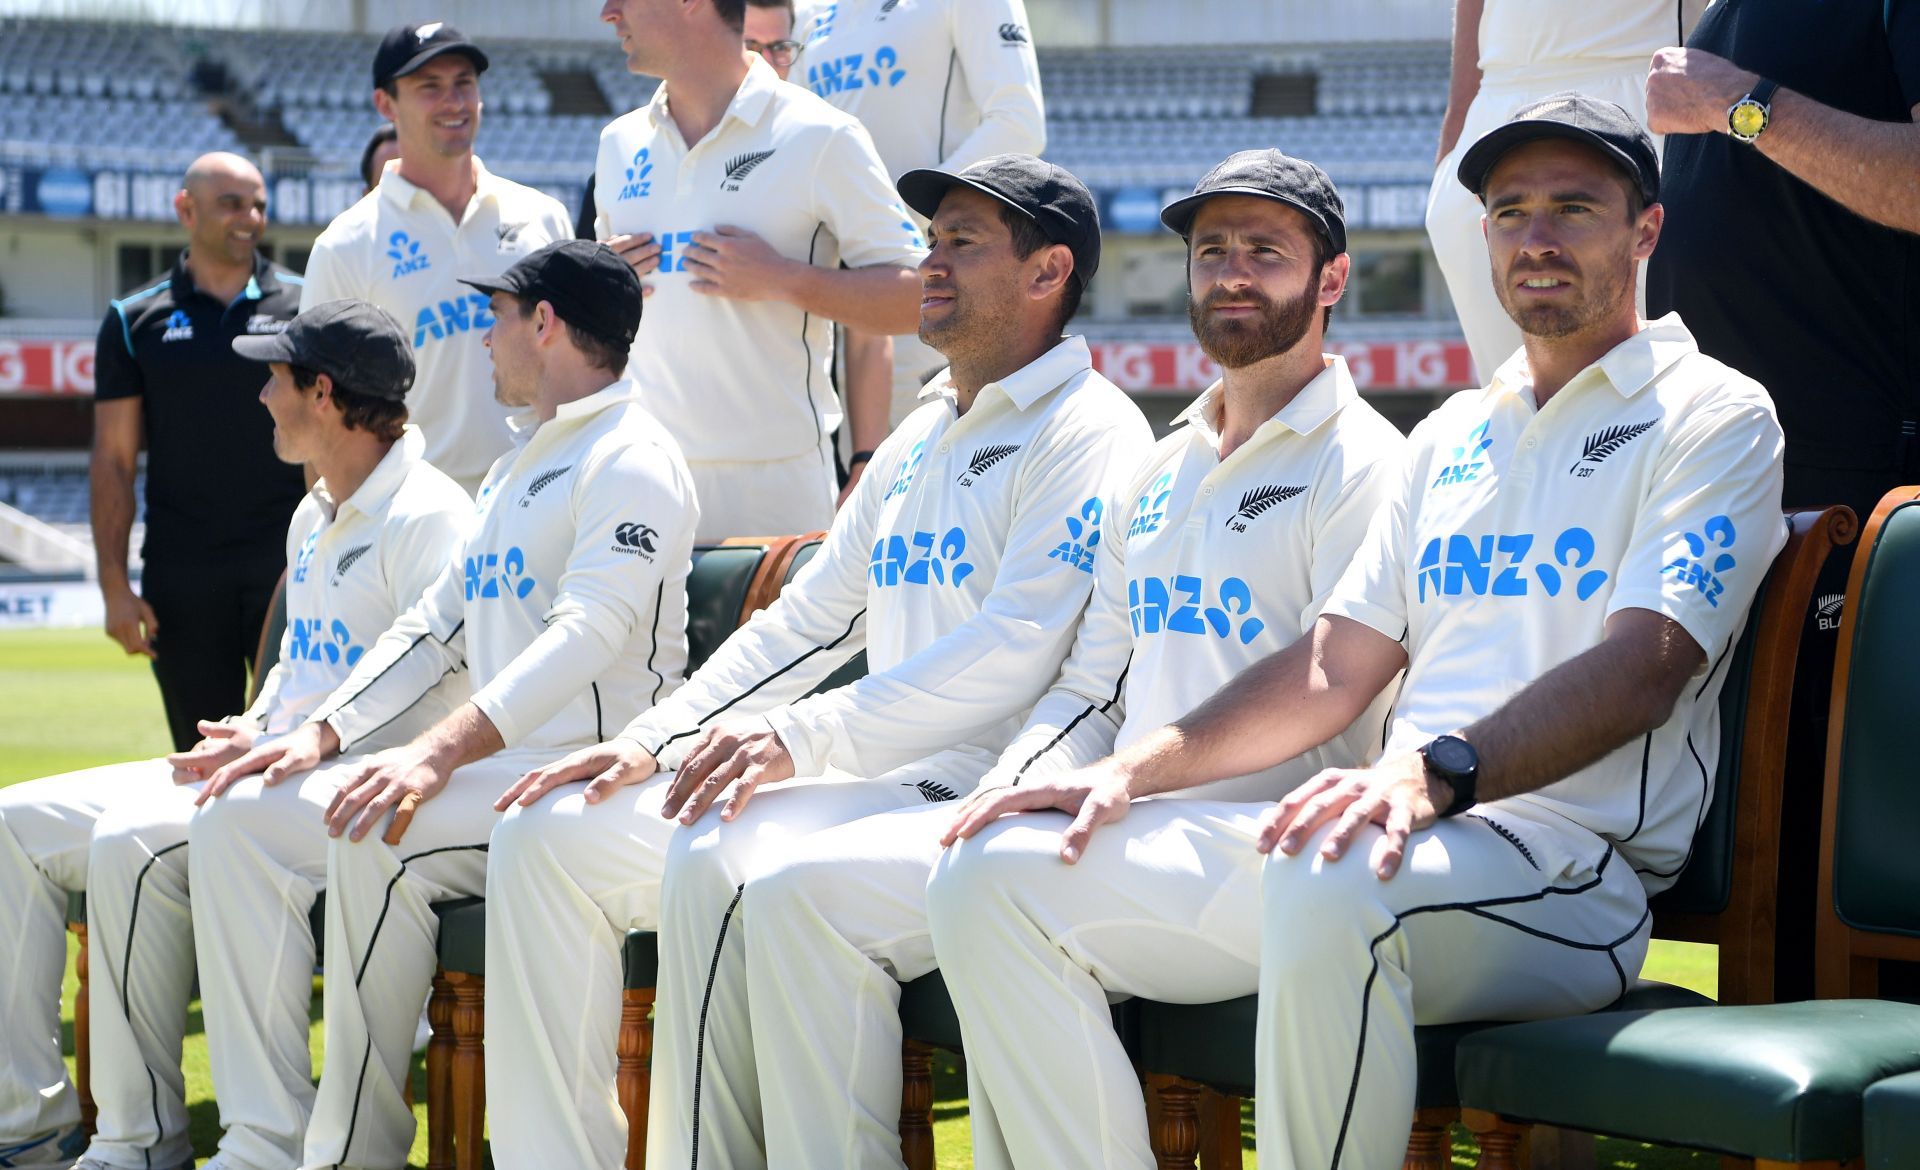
[1727,78,1779,144]
[1419,734,1479,818]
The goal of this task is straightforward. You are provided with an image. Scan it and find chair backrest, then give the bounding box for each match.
[1648,506,1854,1006]
[248,568,291,706]
[686,544,771,671]
[1817,487,1920,997]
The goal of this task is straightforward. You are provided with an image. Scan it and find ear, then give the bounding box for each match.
[1028,243,1075,304]
[372,87,397,122]
[173,188,193,230]
[1318,252,1351,310]
[1633,201,1665,263]
[309,371,336,411]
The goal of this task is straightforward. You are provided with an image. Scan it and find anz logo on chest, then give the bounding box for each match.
[1128,576,1267,646]
[1416,527,1611,604]
[1432,420,1494,489]
[413,294,496,348]
[869,527,976,588]
[807,45,907,97]
[648,231,698,274]
[617,148,653,201]
[464,546,540,602]
[287,616,366,668]
[386,231,431,278]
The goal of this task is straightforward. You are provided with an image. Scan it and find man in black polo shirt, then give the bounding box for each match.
[90,151,307,752]
[1645,2,1920,998]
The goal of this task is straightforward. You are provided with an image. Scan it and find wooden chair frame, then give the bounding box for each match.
[1138,506,1855,1170]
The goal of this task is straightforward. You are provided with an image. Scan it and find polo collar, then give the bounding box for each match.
[379,157,502,214]
[507,377,641,440]
[918,335,1092,413]
[321,425,425,520]
[1176,354,1357,450]
[651,55,780,136]
[168,249,277,305]
[1485,314,1700,405]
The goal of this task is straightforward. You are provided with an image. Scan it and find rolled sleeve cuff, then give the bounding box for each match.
[469,686,525,750]
[1319,592,1406,643]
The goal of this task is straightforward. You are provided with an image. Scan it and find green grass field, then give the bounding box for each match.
[0,628,1717,1167]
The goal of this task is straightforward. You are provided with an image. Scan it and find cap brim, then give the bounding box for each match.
[389,42,489,82]
[231,333,297,364]
[1457,122,1656,201]
[896,169,1036,227]
[456,273,518,298]
[1159,186,1342,251]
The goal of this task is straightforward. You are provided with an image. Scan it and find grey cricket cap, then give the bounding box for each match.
[1457,92,1661,203]
[232,299,416,401]
[897,153,1102,287]
[1160,149,1347,253]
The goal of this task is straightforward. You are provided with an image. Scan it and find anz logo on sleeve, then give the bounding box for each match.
[413,294,497,349]
[807,45,907,97]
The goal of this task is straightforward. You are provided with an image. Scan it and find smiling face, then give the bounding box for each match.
[178,157,267,267]
[376,55,482,164]
[1185,195,1342,370]
[917,186,1067,359]
[602,0,681,76]
[1482,137,1660,342]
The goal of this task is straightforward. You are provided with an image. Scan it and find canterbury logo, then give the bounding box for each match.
[521,465,572,506]
[331,543,372,584]
[957,444,1021,483]
[1816,593,1845,618]
[1229,484,1305,526]
[614,522,659,554]
[914,779,961,803]
[1570,420,1656,474]
[722,150,775,185]
[999,22,1029,42]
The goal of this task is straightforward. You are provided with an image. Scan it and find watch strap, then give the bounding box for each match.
[1748,77,1780,108]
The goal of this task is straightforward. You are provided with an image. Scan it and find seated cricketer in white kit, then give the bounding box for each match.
[300,23,575,497]
[0,301,469,1170]
[930,97,1789,1170]
[483,155,1152,1170]
[736,150,1410,1170]
[594,0,926,543]
[193,241,696,1170]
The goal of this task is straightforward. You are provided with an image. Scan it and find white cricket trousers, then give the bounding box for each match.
[688,439,837,545]
[927,801,1652,1170]
[646,750,992,1170]
[0,761,200,1168]
[1424,62,1658,384]
[187,767,340,1170]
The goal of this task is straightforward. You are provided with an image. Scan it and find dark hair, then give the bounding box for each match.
[1306,228,1336,332]
[359,123,398,192]
[291,365,408,442]
[510,295,630,377]
[996,204,1084,334]
[712,0,747,32]
[745,0,796,16]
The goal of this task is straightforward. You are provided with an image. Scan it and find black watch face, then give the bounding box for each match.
[1426,735,1476,776]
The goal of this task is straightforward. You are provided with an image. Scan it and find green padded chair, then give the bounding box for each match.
[1129,506,1855,1170]
[1454,492,1920,1170]
[1865,1070,1920,1170]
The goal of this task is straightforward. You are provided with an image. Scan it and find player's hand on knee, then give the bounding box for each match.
[325,746,448,844]
[1256,753,1438,879]
[496,740,660,810]
[941,762,1133,863]
[168,720,256,782]
[661,719,793,824]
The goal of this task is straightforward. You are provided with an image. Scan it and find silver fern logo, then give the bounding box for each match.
[957,444,1021,487]
[520,464,572,507]
[1816,592,1845,631]
[1226,484,1305,532]
[721,149,775,190]
[1571,420,1655,477]
[331,543,372,585]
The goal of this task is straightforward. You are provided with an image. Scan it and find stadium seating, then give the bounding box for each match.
[1122,505,1856,1169]
[1453,489,1920,1168]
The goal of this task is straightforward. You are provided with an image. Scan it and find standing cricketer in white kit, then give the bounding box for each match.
[790,0,1047,430]
[932,97,1786,1170]
[735,150,1409,1170]
[593,0,926,542]
[0,302,470,1170]
[196,241,695,1170]
[300,22,574,496]
[483,154,1151,1170]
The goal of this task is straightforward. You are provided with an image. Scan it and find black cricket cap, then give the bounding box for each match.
[458,240,644,351]
[897,153,1102,287]
[1457,92,1660,203]
[374,22,489,90]
[232,299,416,401]
[1160,149,1347,253]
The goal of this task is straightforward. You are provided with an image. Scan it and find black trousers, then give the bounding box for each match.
[140,547,283,752]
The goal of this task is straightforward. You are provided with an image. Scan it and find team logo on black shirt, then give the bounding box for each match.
[161,310,194,343]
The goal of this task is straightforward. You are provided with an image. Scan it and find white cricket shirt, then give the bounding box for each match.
[594,56,926,465]
[1479,0,1679,80]
[792,0,1046,181]
[1322,316,1786,890]
[986,356,1408,802]
[313,380,698,757]
[300,160,574,491]
[238,426,473,744]
[619,335,1153,785]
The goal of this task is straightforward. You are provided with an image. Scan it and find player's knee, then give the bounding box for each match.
[926,824,1045,943]
[1260,837,1394,943]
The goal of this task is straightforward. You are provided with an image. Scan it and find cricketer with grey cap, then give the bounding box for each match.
[896,152,1102,289]
[231,298,415,400]
[1161,148,1348,253]
[1457,91,1662,203]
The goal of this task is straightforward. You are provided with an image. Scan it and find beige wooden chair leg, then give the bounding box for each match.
[1147,1073,1203,1170]
[618,987,654,1170]
[899,1039,936,1170]
[70,921,96,1135]
[1404,1106,1458,1170]
[448,972,485,1170]
[425,973,455,1170]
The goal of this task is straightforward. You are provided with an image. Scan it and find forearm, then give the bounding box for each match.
[1436,0,1484,161]
[1755,93,1920,234]
[414,702,505,775]
[843,329,893,452]
[777,263,921,334]
[89,457,136,589]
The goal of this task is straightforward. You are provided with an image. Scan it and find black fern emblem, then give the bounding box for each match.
[880,0,902,11]
[722,150,775,185]
[1229,483,1305,526]
[331,543,372,583]
[914,779,961,803]
[1570,420,1655,474]
[520,464,573,506]
[957,444,1022,484]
